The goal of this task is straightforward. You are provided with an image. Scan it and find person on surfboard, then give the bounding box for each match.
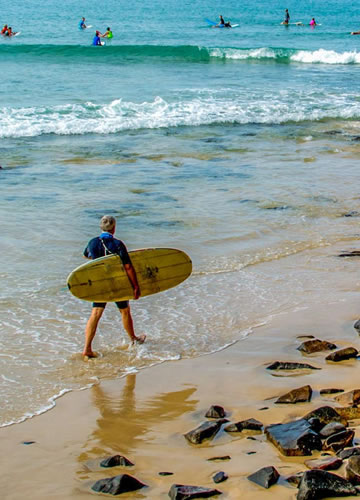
[282,9,290,25]
[1,24,8,35]
[4,27,17,37]
[79,17,87,29]
[82,215,145,358]
[214,15,225,27]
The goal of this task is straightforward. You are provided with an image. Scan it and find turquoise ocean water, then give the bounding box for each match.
[1,0,360,426]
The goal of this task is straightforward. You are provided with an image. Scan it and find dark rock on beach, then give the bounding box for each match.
[265,418,322,456]
[338,447,360,460]
[323,429,355,453]
[304,406,345,426]
[338,250,360,257]
[266,361,320,371]
[212,472,228,484]
[184,421,224,445]
[346,456,360,484]
[275,385,312,404]
[21,441,35,445]
[224,418,263,433]
[320,388,344,395]
[286,471,304,487]
[354,320,360,332]
[335,389,360,407]
[168,484,222,499]
[343,211,360,217]
[297,469,357,500]
[326,347,358,362]
[207,456,231,462]
[159,472,174,476]
[320,422,346,438]
[91,474,146,495]
[297,339,337,354]
[247,466,280,489]
[304,456,343,471]
[100,455,134,468]
[205,405,226,419]
[336,406,360,420]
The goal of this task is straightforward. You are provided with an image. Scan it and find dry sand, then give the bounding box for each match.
[1,291,360,499]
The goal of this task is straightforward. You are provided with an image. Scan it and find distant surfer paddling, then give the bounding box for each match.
[82,215,145,358]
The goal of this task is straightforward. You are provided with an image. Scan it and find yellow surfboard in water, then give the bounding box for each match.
[67,248,192,302]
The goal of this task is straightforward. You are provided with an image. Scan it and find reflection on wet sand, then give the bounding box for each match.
[79,374,197,462]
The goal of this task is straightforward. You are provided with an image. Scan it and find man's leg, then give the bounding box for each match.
[119,304,145,344]
[83,306,105,356]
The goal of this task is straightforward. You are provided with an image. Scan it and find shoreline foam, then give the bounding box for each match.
[1,286,360,499]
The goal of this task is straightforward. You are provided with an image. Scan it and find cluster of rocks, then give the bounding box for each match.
[87,326,360,498]
[266,335,359,369]
[248,327,360,499]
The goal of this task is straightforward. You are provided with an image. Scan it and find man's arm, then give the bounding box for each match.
[124,263,141,300]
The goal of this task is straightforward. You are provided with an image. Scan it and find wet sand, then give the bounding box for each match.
[1,287,360,499]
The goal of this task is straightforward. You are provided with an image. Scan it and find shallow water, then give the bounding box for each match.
[1,0,360,426]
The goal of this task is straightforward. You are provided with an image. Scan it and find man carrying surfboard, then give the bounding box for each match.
[82,215,145,358]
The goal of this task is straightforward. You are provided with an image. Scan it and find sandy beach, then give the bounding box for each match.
[2,260,360,499]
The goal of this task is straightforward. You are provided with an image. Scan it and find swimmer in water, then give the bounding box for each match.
[309,17,317,26]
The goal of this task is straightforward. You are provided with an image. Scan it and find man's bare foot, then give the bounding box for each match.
[132,334,146,344]
[82,351,98,360]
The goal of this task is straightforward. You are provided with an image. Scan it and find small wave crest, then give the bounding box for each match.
[209,47,360,65]
[2,92,360,138]
[2,44,360,66]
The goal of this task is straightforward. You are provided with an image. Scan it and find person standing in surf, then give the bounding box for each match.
[82,215,145,358]
[283,9,290,25]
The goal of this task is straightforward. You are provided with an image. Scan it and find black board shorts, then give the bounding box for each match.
[92,301,129,309]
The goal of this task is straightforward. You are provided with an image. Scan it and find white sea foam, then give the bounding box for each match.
[291,49,360,64]
[209,47,280,60]
[1,92,360,138]
[208,47,360,65]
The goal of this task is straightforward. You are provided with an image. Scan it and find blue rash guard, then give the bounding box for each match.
[92,35,101,46]
[83,232,131,264]
[79,20,85,29]
[83,232,131,308]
